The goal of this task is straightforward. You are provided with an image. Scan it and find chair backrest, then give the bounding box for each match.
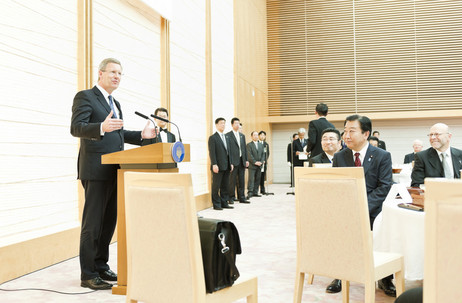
[124,172,206,303]
[294,167,373,283]
[424,178,462,303]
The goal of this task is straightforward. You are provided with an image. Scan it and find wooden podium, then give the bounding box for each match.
[101,142,190,295]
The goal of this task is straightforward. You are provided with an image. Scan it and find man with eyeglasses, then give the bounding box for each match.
[411,123,462,187]
[308,128,341,166]
[71,58,157,290]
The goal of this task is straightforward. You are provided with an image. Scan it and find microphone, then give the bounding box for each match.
[135,111,150,120]
[151,114,182,142]
[135,111,159,142]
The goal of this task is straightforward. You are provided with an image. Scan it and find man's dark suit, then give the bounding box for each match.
[141,128,176,145]
[403,152,415,164]
[378,140,387,150]
[208,132,233,208]
[70,86,142,280]
[308,152,331,167]
[333,145,393,222]
[259,141,270,194]
[411,147,462,187]
[287,142,295,186]
[247,141,264,196]
[226,130,247,201]
[306,117,335,158]
[293,138,307,167]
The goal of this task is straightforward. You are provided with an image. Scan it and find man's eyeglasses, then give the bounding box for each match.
[427,133,448,138]
[102,70,123,77]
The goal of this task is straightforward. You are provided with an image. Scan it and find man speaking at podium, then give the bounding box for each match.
[71,58,156,290]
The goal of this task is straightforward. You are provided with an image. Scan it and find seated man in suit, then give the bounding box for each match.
[404,139,423,164]
[308,128,341,167]
[368,136,379,147]
[141,107,176,145]
[326,115,395,297]
[247,131,264,198]
[411,123,462,187]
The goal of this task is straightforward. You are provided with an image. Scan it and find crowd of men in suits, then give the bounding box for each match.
[284,103,462,298]
[207,117,271,210]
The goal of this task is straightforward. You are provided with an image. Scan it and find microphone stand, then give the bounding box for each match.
[151,114,182,142]
[134,111,158,140]
[287,136,295,195]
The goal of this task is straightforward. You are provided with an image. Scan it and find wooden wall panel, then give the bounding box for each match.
[267,0,462,119]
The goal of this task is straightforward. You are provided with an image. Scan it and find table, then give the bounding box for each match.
[373,197,425,280]
[392,163,412,186]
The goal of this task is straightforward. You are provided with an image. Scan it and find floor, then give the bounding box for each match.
[0,184,421,302]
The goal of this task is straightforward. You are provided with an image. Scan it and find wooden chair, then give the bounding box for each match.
[424,178,462,303]
[293,167,404,303]
[124,172,258,303]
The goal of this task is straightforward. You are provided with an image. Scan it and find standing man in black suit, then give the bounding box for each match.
[411,123,462,187]
[141,107,176,145]
[71,58,157,290]
[373,130,387,150]
[247,131,265,198]
[326,115,395,297]
[258,130,270,195]
[308,128,341,167]
[293,128,308,167]
[287,133,298,187]
[306,103,335,158]
[226,117,250,204]
[403,139,423,164]
[208,117,234,210]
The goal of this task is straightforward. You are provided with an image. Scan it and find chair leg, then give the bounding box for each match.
[293,271,305,303]
[307,274,314,285]
[341,280,349,303]
[395,269,405,297]
[364,281,375,303]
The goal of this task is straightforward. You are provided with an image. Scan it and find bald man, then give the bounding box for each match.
[411,123,462,187]
[403,139,423,164]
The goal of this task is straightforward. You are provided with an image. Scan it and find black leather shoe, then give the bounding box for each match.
[326,279,341,293]
[253,194,262,197]
[228,200,234,204]
[233,198,239,202]
[239,199,250,204]
[213,206,223,210]
[81,277,112,290]
[222,205,234,209]
[378,278,396,297]
[99,269,117,281]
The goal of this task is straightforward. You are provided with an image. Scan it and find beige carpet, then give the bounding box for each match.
[0,184,421,302]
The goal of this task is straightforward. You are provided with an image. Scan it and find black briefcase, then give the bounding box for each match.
[198,218,241,293]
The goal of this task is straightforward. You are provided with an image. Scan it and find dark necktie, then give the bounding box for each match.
[354,152,361,167]
[108,95,117,118]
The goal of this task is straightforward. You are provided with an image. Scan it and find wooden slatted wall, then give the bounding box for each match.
[267,0,462,116]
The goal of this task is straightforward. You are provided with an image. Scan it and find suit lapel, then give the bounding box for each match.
[428,148,444,176]
[450,148,462,178]
[93,87,112,115]
[363,146,375,175]
[322,152,330,163]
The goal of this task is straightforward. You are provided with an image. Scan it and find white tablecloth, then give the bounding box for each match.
[373,198,425,280]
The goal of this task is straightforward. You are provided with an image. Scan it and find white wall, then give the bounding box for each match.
[271,117,462,183]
